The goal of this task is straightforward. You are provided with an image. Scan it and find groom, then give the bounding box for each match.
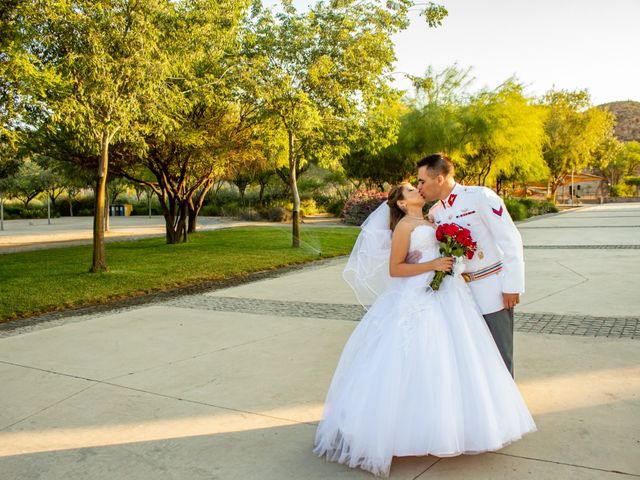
[416,153,525,377]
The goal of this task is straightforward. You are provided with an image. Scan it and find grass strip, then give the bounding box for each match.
[0,226,358,322]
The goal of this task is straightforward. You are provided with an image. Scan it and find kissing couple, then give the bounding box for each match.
[313,153,536,477]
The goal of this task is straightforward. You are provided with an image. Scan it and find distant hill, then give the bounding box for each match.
[598,101,640,142]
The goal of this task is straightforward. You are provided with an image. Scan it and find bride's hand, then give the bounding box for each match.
[432,256,454,272]
[405,250,422,264]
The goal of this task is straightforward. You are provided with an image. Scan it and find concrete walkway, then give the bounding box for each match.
[1,204,639,479]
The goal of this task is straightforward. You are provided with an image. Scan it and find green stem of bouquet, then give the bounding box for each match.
[430,270,446,291]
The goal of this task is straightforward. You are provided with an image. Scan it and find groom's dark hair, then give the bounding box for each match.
[417,153,454,177]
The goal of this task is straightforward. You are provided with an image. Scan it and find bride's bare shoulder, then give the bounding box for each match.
[394,219,427,237]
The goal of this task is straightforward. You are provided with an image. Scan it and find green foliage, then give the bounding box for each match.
[592,140,640,194]
[244,0,444,244]
[623,175,640,196]
[542,89,616,197]
[460,82,548,187]
[516,198,558,216]
[0,203,51,220]
[385,67,547,190]
[610,183,636,197]
[625,176,640,187]
[2,157,51,207]
[504,198,558,221]
[130,203,164,216]
[504,198,527,221]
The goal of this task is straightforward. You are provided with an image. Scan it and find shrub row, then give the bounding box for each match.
[341,189,388,226]
[340,189,559,226]
[504,198,558,221]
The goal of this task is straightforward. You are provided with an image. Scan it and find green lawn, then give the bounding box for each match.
[0,226,358,322]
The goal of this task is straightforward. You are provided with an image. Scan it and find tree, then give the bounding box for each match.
[395,65,474,167]
[1,1,57,200]
[389,67,547,192]
[245,0,445,246]
[542,90,616,199]
[3,157,49,208]
[14,0,171,271]
[341,93,409,188]
[114,0,253,243]
[460,81,547,189]
[593,140,640,194]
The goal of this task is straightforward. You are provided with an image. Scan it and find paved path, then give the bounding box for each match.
[0,215,342,253]
[1,204,639,479]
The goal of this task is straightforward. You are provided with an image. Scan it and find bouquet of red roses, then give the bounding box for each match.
[429,223,478,291]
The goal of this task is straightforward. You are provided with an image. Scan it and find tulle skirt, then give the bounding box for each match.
[313,273,536,477]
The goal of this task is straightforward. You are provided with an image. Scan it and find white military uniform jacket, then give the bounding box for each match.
[429,183,525,315]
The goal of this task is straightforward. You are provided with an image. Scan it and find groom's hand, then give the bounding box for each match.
[406,250,422,264]
[503,293,520,310]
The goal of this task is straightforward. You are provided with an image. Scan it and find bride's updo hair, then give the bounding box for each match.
[387,184,407,231]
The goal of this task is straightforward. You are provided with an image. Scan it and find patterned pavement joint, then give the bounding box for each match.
[166,296,640,339]
[524,245,640,249]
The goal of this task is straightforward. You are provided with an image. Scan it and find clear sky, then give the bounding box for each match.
[263,0,640,105]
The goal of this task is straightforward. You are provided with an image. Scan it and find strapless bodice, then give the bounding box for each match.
[409,224,440,262]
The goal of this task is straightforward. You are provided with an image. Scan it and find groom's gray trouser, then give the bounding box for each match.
[483,308,514,377]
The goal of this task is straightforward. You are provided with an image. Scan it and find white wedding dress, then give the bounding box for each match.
[313,224,536,477]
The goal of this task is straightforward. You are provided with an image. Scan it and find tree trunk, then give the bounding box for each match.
[162,195,180,244]
[181,201,188,243]
[104,191,110,232]
[239,185,246,205]
[159,189,191,244]
[480,159,493,186]
[258,181,267,206]
[23,194,37,209]
[187,179,214,234]
[187,201,197,234]
[91,133,109,273]
[289,131,300,248]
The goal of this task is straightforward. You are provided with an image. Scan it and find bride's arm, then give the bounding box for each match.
[389,223,453,277]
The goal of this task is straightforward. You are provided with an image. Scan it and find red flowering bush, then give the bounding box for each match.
[431,223,477,291]
[342,189,388,226]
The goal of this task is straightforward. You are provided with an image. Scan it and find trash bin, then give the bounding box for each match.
[109,205,125,216]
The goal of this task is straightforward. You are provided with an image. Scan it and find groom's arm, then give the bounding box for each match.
[477,189,525,308]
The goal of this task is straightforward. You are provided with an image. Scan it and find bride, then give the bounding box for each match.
[313,183,536,477]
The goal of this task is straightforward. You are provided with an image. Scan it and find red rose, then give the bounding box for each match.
[443,224,458,237]
[465,250,475,260]
[436,225,444,241]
